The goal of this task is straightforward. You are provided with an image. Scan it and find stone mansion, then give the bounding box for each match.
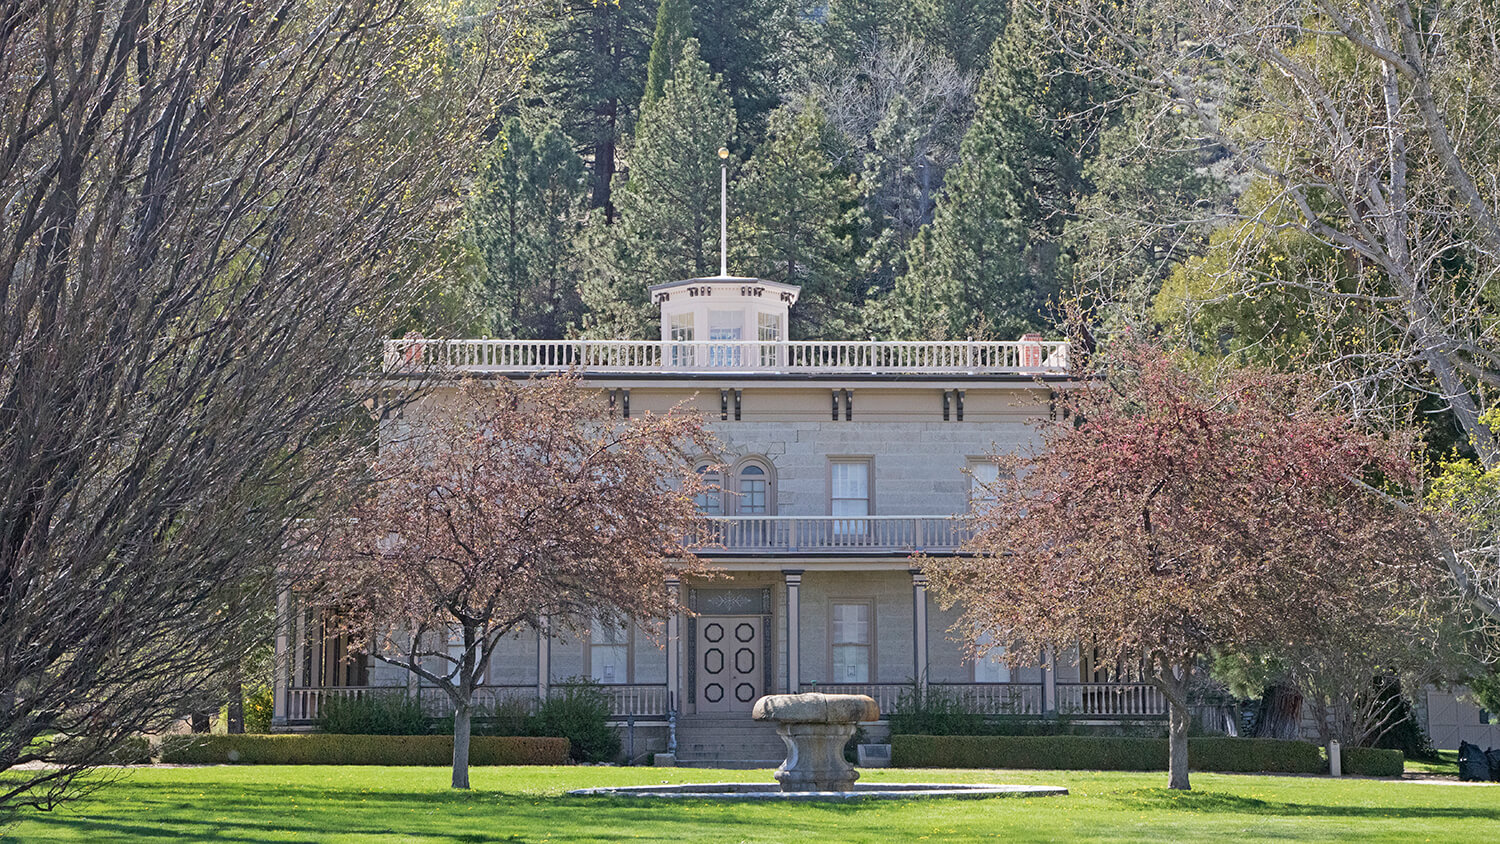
[269,273,1487,762]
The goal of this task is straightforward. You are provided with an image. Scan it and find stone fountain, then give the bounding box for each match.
[752,692,877,792]
[567,691,1066,802]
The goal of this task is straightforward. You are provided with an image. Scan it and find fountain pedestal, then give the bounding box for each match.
[752,692,879,792]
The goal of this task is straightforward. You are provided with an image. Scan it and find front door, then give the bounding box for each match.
[695,616,763,712]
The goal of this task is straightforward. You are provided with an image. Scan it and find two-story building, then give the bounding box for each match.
[270,276,1169,765]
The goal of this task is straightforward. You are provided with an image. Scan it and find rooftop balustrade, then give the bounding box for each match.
[383,338,1069,376]
[693,515,972,555]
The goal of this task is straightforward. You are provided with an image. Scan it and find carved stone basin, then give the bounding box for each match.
[751,692,879,792]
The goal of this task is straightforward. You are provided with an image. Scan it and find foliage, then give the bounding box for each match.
[470,118,590,339]
[582,39,736,337]
[530,683,622,764]
[320,374,709,787]
[1341,746,1406,778]
[0,0,535,813]
[926,342,1436,789]
[158,735,568,766]
[732,105,862,338]
[891,735,1326,774]
[242,687,276,735]
[316,694,432,737]
[642,0,693,110]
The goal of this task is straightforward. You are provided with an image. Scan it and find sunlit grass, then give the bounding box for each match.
[4,764,1495,842]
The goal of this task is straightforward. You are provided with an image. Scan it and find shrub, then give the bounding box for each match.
[316,692,430,736]
[531,682,620,763]
[1342,745,1404,777]
[243,686,275,734]
[891,734,1324,773]
[41,734,153,765]
[434,696,534,737]
[158,734,567,765]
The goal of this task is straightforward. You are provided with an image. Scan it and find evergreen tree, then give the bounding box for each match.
[470,119,590,339]
[642,0,692,109]
[529,0,656,218]
[876,10,1112,338]
[733,105,861,338]
[905,0,1009,75]
[693,0,789,135]
[582,39,736,337]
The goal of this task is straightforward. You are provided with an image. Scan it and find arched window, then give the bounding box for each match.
[733,459,775,515]
[695,462,723,516]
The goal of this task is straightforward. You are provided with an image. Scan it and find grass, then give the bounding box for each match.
[1404,749,1458,777]
[3,764,1496,843]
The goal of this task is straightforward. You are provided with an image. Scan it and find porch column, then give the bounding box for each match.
[665,577,682,712]
[783,570,803,692]
[1042,647,1057,717]
[272,589,289,728]
[537,616,552,701]
[911,570,929,691]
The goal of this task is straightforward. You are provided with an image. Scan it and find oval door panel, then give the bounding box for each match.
[704,648,724,674]
[704,623,725,642]
[704,683,724,703]
[735,647,755,674]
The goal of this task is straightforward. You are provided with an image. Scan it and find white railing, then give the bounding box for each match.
[593,684,670,718]
[1056,683,1167,717]
[417,685,539,717]
[696,515,971,554]
[931,683,1046,716]
[384,339,1069,375]
[285,686,400,722]
[801,683,910,715]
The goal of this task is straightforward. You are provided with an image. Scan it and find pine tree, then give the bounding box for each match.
[693,0,788,135]
[582,39,736,337]
[905,0,1009,75]
[733,105,861,338]
[876,10,1113,338]
[470,119,590,339]
[529,0,656,218]
[642,0,692,109]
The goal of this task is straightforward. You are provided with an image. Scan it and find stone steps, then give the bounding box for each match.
[674,716,785,768]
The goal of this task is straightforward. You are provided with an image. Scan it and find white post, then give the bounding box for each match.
[784,570,802,692]
[719,147,729,277]
[1328,740,1342,777]
[272,589,290,728]
[911,570,929,692]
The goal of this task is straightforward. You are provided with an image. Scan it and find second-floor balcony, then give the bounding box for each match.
[384,338,1070,377]
[693,515,973,556]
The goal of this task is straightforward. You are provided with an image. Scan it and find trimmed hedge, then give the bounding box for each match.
[160,734,568,765]
[1342,746,1404,777]
[892,734,1324,774]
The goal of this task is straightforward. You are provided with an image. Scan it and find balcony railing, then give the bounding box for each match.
[802,683,912,714]
[931,682,1046,716]
[384,339,1069,376]
[695,515,972,555]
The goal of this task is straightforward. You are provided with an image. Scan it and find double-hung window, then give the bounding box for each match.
[669,314,695,367]
[708,310,742,367]
[972,630,1011,683]
[831,602,872,683]
[589,618,629,685]
[831,459,870,537]
[756,313,782,367]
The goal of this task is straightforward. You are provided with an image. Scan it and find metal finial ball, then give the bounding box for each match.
[718,147,729,159]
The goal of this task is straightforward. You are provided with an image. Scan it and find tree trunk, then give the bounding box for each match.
[1253,683,1303,740]
[190,712,211,733]
[1168,698,1191,791]
[452,700,472,789]
[226,668,245,734]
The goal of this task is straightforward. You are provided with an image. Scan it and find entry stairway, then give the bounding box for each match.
[673,714,786,768]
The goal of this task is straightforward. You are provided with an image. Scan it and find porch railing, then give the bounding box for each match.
[384,339,1069,376]
[800,683,911,715]
[288,683,671,723]
[1055,683,1167,717]
[930,682,1046,716]
[696,515,971,555]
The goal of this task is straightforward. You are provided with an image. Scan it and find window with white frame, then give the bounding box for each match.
[831,602,872,683]
[708,310,742,367]
[831,459,870,536]
[973,630,1011,683]
[589,618,629,684]
[669,313,695,366]
[757,313,782,366]
[968,458,1003,511]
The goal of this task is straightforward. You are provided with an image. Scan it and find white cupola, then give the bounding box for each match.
[649,276,801,347]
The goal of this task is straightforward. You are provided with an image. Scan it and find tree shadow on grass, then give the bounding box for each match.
[1111,787,1500,820]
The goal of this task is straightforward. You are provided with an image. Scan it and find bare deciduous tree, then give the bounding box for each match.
[0,0,534,814]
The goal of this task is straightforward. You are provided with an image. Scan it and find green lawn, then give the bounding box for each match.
[4,764,1494,843]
